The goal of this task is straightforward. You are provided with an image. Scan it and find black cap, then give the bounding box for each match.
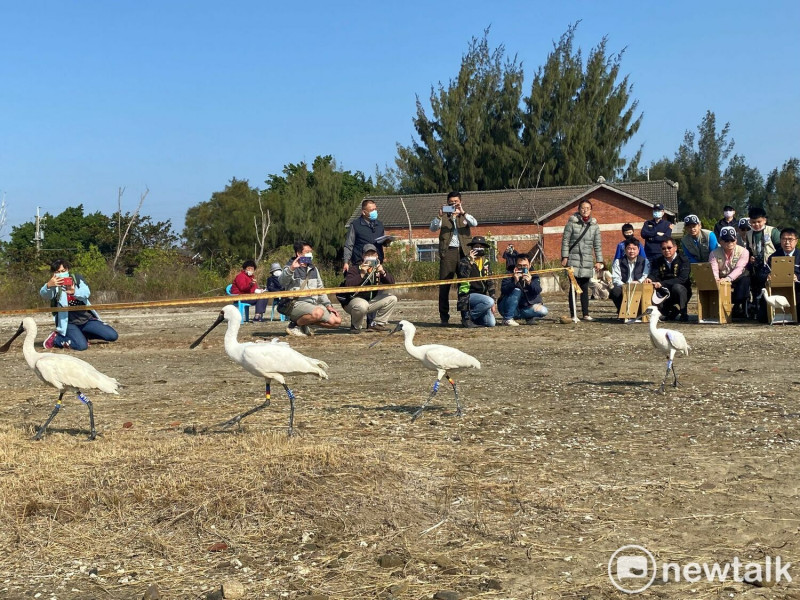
[653,203,665,211]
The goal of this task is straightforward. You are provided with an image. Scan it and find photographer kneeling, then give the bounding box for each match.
[339,244,397,334]
[279,240,341,337]
[456,236,497,328]
[498,253,548,326]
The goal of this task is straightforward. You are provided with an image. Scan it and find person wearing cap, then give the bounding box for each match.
[498,253,548,326]
[744,207,782,317]
[610,238,650,317]
[640,203,673,262]
[714,205,737,239]
[343,199,386,274]
[737,217,752,248]
[230,259,269,322]
[561,199,604,321]
[645,238,692,321]
[680,215,718,264]
[266,261,285,317]
[339,244,397,333]
[613,223,646,261]
[456,236,496,327]
[709,226,751,318]
[431,191,478,325]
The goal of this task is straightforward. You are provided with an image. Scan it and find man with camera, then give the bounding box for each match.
[40,258,119,350]
[342,199,386,274]
[279,240,342,336]
[502,244,519,271]
[498,253,548,326]
[339,244,397,334]
[430,191,478,326]
[456,236,497,328]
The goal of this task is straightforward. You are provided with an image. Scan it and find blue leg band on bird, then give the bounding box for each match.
[265,383,271,405]
[77,392,89,405]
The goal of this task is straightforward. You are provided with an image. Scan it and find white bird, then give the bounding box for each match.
[370,320,481,421]
[644,302,691,393]
[0,317,119,440]
[757,289,791,324]
[190,305,328,436]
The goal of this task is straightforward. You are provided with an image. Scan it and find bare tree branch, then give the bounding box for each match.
[253,196,271,263]
[113,186,148,271]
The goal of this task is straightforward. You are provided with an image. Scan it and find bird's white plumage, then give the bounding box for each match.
[758,289,791,324]
[395,320,480,378]
[219,305,328,384]
[645,306,691,360]
[17,318,119,394]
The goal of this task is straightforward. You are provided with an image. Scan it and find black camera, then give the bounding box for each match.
[519,267,529,275]
[365,257,379,267]
[473,248,486,257]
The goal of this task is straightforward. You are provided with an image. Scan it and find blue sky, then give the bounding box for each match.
[1,1,798,240]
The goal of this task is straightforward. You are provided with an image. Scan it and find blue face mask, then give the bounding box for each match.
[653,211,663,219]
[368,210,378,221]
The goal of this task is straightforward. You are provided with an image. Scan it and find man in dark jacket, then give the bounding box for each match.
[645,238,692,321]
[498,254,548,326]
[456,236,496,328]
[640,203,674,262]
[343,199,386,273]
[340,244,397,333]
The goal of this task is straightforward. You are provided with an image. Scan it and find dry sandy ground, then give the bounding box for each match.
[0,295,798,599]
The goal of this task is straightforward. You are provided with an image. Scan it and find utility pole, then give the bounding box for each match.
[33,207,45,256]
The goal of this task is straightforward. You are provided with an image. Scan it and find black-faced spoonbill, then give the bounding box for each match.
[370,319,480,421]
[190,305,328,436]
[644,291,691,393]
[0,317,119,440]
[757,289,791,324]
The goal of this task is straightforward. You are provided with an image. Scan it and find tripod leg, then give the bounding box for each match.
[412,378,441,422]
[33,391,65,440]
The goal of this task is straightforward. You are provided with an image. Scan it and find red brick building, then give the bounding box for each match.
[354,179,679,265]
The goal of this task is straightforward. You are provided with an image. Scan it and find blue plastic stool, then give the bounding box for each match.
[270,300,286,322]
[225,284,250,323]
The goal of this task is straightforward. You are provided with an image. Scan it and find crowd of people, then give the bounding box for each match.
[39,196,797,348]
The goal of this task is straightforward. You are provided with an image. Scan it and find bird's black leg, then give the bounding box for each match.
[658,360,672,394]
[283,384,296,437]
[33,391,65,440]
[446,374,462,417]
[412,378,441,422]
[671,363,679,388]
[77,391,96,441]
[207,382,272,432]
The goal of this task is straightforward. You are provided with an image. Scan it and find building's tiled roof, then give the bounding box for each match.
[349,180,679,228]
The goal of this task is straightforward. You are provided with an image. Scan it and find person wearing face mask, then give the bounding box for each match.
[230,260,269,321]
[768,227,800,302]
[613,223,646,261]
[714,205,737,238]
[279,240,342,336]
[343,199,386,275]
[40,258,119,350]
[640,203,673,262]
[456,236,497,327]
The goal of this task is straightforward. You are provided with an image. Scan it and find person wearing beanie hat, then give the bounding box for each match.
[266,261,285,320]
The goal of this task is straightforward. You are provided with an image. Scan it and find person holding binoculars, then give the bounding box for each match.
[39,258,119,350]
[498,253,548,326]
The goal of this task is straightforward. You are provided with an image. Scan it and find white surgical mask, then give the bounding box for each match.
[245,269,254,276]
[304,252,313,259]
[653,211,663,219]
[724,210,735,219]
